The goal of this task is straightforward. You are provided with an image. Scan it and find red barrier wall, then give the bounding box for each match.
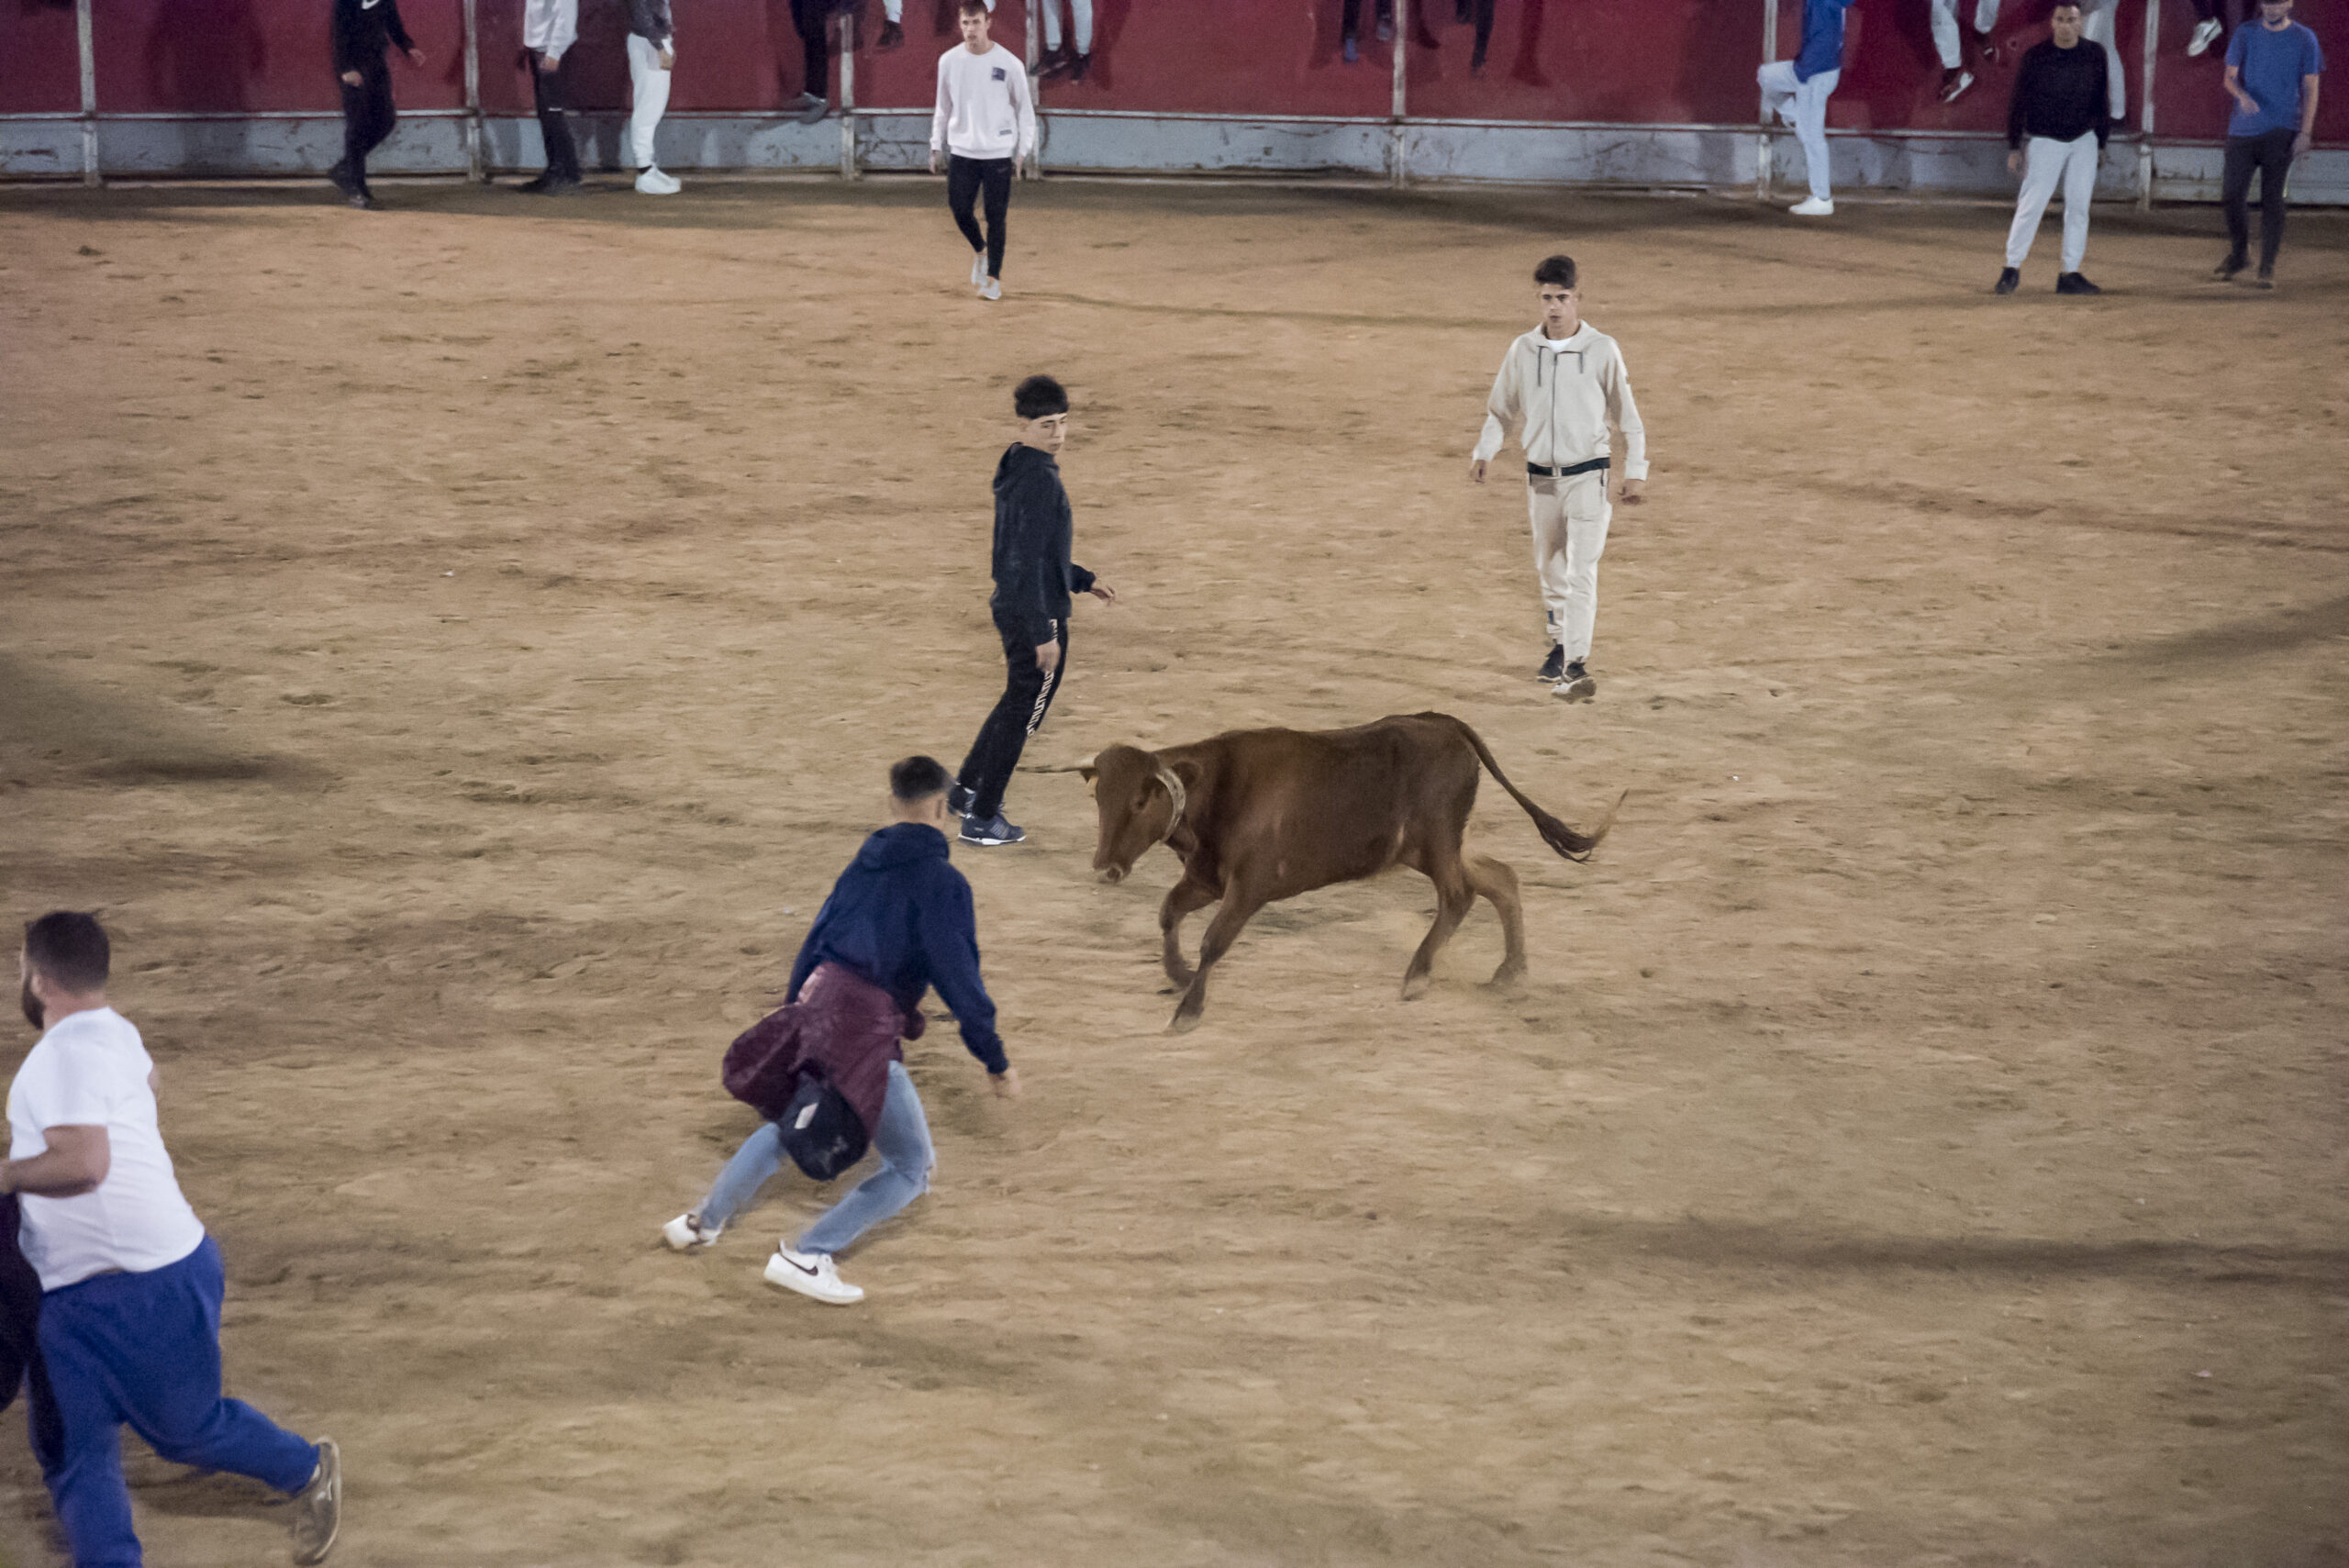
[12,0,2343,144]
[1,0,83,115]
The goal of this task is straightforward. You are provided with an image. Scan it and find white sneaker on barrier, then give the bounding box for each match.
[1788,196,1835,217]
[2187,17,2221,55]
[765,1245,864,1305]
[662,1212,722,1251]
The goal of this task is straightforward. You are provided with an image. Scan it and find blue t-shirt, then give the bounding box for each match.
[1796,0,1858,83]
[2226,19,2324,138]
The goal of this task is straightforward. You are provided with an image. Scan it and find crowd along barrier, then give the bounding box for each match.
[1,0,2342,202]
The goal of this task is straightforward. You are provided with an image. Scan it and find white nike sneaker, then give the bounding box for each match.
[1788,196,1835,217]
[969,250,986,286]
[662,1212,721,1251]
[635,167,682,195]
[765,1245,863,1305]
[2187,17,2221,55]
[979,277,1002,301]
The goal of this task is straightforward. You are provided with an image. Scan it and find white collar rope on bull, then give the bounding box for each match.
[1153,764,1186,843]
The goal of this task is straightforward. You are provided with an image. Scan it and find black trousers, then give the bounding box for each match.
[339,61,395,187]
[1341,0,1393,39]
[947,154,1013,279]
[532,54,580,180]
[2221,128,2296,272]
[792,0,833,100]
[958,611,1066,819]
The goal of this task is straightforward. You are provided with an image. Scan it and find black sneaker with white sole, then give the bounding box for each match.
[960,812,1026,847]
[949,780,974,817]
[1994,266,2020,295]
[1536,644,1566,682]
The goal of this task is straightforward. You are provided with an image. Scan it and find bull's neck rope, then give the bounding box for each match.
[1153,764,1187,844]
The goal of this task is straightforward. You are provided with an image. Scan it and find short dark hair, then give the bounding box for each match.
[958,0,989,16]
[1014,374,1069,421]
[24,912,109,992]
[890,755,952,803]
[1533,254,1577,290]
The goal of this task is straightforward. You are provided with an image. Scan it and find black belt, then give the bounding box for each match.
[1528,458,1609,479]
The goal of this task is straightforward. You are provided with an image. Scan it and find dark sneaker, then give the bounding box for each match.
[960,812,1026,847]
[1939,67,1975,104]
[1993,266,2020,295]
[792,91,828,125]
[877,18,903,48]
[1040,45,1071,77]
[1070,51,1090,83]
[2253,270,2276,291]
[2054,272,2101,295]
[1563,659,1588,683]
[948,780,974,817]
[291,1439,340,1564]
[328,160,359,197]
[1342,35,1359,61]
[348,191,377,210]
[2213,253,2248,282]
[1536,644,1566,683]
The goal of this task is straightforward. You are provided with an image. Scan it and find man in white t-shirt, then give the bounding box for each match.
[8,913,342,1567]
[930,0,1038,302]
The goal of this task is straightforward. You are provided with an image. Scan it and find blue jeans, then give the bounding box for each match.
[700,1060,935,1257]
[35,1235,319,1568]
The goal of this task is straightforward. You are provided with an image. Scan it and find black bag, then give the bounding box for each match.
[778,1069,868,1181]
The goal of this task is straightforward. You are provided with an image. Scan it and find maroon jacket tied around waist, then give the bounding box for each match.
[722,962,924,1140]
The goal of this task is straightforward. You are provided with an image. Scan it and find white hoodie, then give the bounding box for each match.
[522,0,577,58]
[932,42,1037,161]
[1472,322,1649,480]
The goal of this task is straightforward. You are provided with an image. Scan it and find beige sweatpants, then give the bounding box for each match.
[1527,471,1609,662]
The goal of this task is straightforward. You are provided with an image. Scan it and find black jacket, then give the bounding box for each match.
[2008,39,2111,149]
[626,0,674,45]
[331,0,416,73]
[988,443,1094,650]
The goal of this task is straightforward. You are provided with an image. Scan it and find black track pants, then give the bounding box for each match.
[2221,128,2296,272]
[947,154,1012,280]
[532,55,580,180]
[957,612,1065,820]
[339,62,396,187]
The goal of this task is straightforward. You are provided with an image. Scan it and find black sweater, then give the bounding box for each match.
[331,0,416,72]
[2008,39,2111,149]
[988,443,1094,648]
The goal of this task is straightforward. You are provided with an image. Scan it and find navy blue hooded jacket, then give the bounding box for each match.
[785,822,1008,1073]
[989,442,1095,650]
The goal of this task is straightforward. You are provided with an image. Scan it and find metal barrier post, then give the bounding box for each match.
[1390,0,1408,186]
[463,0,484,180]
[76,0,98,185]
[1756,0,1777,199]
[841,10,859,179]
[2137,0,2157,208]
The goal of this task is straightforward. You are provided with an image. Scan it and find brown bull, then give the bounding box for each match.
[1081,712,1620,1030]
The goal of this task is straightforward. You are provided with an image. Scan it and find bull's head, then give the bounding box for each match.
[1079,743,1187,884]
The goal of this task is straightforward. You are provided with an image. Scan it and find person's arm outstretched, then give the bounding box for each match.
[916,870,1018,1095]
[1468,345,1520,484]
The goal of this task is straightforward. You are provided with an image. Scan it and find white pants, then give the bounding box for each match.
[626,33,671,169]
[1041,0,1093,53]
[1528,473,1610,662]
[1929,0,2002,69]
[2005,130,2099,272]
[1758,61,1839,203]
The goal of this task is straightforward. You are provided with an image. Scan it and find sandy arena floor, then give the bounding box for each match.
[0,173,2344,1568]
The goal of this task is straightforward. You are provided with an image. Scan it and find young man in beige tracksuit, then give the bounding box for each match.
[1469,253,1649,700]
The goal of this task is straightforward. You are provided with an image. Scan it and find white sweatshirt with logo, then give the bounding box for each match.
[523,0,577,57]
[932,42,1037,161]
[1472,323,1650,480]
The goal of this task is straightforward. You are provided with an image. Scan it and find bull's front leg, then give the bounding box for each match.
[1171,887,1263,1033]
[1158,871,1219,990]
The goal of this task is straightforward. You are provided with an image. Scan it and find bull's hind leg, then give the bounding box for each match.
[1465,851,1527,989]
[1158,872,1220,989]
[1170,886,1264,1033]
[1400,851,1476,1001]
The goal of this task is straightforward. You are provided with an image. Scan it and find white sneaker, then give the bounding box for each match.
[979,277,1002,301]
[635,167,681,195]
[662,1212,721,1251]
[1788,196,1835,217]
[765,1245,863,1305]
[969,250,986,286]
[2187,17,2221,55]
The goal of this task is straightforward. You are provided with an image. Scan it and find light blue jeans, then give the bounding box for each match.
[699,1060,935,1257]
[1758,61,1840,202]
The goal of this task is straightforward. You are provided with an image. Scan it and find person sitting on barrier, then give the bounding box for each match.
[1341,0,1395,64]
[1039,0,1094,83]
[1758,0,1857,217]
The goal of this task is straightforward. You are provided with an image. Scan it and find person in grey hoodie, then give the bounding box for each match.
[952,375,1118,847]
[625,0,679,194]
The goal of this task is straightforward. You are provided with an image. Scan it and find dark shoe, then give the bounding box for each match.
[2213,253,2248,282]
[291,1439,341,1565]
[2054,272,2101,295]
[1039,45,1071,77]
[348,191,377,210]
[1993,266,2020,295]
[328,159,359,197]
[1375,15,1394,41]
[960,811,1026,847]
[535,175,581,196]
[1536,644,1566,683]
[1939,66,1975,104]
[1469,42,1486,73]
[2253,269,2276,290]
[1454,0,1472,19]
[1342,34,1359,61]
[1563,659,1588,683]
[949,780,974,817]
[876,18,903,49]
[792,91,829,125]
[1070,51,1089,83]
[1974,28,1999,63]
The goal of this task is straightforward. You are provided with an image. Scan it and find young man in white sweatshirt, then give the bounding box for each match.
[1468,254,1650,701]
[519,0,581,193]
[930,0,1037,303]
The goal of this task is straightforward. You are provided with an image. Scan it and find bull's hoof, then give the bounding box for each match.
[1399,972,1431,1001]
[1484,965,1529,997]
[1167,1008,1203,1034]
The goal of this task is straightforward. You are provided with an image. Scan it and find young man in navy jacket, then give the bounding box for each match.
[951,374,1118,847]
[663,756,1018,1306]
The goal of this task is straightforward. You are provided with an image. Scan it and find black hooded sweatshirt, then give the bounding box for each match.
[988,442,1095,650]
[332,0,417,74]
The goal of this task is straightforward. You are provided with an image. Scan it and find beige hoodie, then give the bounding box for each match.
[1471,323,1649,481]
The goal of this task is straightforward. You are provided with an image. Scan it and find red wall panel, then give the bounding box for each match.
[1406,0,1762,124]
[1804,0,2145,134]
[2,0,80,115]
[91,0,466,114]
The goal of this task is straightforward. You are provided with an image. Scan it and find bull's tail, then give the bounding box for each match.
[1438,714,1622,863]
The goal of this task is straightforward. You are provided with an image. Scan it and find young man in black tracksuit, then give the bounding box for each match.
[952,375,1118,848]
[329,0,427,209]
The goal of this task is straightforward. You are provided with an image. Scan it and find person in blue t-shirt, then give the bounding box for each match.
[2216,0,2325,286]
[1758,0,1858,216]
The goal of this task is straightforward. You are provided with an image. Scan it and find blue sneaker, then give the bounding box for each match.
[960,812,1026,847]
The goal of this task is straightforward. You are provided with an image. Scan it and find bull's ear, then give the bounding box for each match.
[1077,764,1098,784]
